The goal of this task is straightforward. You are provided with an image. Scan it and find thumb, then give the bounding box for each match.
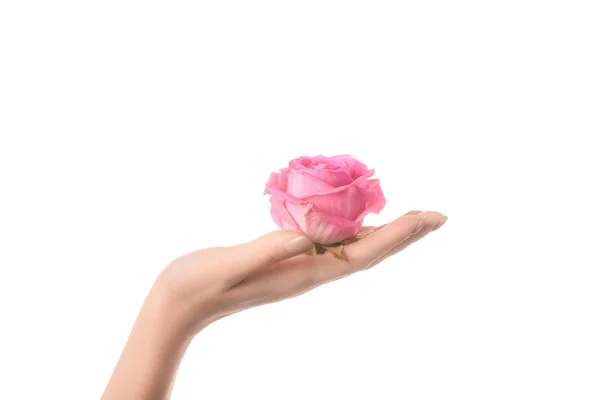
[225,230,314,286]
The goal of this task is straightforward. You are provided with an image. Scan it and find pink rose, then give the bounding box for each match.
[264,155,386,245]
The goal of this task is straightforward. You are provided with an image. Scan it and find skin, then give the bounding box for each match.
[102,210,447,399]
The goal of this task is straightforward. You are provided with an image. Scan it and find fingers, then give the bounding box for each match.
[345,214,429,267]
[312,211,446,283]
[364,212,447,269]
[223,230,314,287]
[221,210,447,312]
[404,210,423,216]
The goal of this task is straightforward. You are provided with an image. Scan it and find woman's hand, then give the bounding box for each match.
[155,210,447,337]
[102,210,446,399]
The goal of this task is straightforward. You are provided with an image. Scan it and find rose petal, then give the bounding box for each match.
[342,158,369,179]
[304,168,354,187]
[288,155,372,188]
[286,202,361,244]
[286,168,335,198]
[312,155,369,179]
[304,185,367,221]
[354,178,386,221]
[278,168,290,192]
[306,171,375,197]
[264,172,282,194]
[269,197,302,231]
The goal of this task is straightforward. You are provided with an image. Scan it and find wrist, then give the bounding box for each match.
[102,284,193,399]
[149,274,214,339]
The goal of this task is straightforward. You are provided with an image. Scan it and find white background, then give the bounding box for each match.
[1,1,599,399]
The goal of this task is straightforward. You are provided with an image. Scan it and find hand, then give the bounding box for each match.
[102,210,447,399]
[154,210,447,337]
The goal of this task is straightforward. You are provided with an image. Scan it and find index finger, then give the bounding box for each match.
[345,214,427,268]
[313,212,445,284]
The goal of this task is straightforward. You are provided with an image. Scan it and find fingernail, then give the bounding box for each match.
[432,215,448,231]
[285,236,315,254]
[412,217,426,234]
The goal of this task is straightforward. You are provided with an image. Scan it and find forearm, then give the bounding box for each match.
[102,285,193,400]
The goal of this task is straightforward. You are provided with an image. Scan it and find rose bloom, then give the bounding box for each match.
[264,155,386,245]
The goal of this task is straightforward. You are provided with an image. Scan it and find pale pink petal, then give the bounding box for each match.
[264,172,282,195]
[265,170,303,204]
[269,197,301,231]
[266,185,303,204]
[290,159,354,187]
[304,185,367,221]
[289,156,314,169]
[354,178,386,221]
[286,202,361,244]
[308,171,375,196]
[286,168,334,198]
[304,168,354,187]
[278,168,290,192]
[344,160,369,179]
[310,155,362,170]
[313,155,369,179]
